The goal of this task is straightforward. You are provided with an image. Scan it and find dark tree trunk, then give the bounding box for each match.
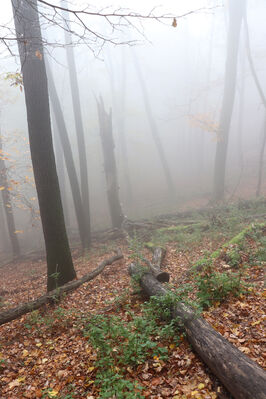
[12,0,76,292]
[131,49,175,196]
[0,132,20,258]
[97,97,124,228]
[213,0,245,201]
[61,0,91,232]
[45,60,91,249]
[129,261,266,399]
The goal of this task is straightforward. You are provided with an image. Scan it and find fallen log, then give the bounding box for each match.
[129,262,266,399]
[0,249,123,326]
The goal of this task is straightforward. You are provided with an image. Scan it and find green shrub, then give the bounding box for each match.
[195,264,243,308]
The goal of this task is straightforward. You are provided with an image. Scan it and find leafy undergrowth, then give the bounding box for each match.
[0,200,265,399]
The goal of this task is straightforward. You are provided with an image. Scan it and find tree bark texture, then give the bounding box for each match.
[213,0,245,200]
[12,0,76,291]
[129,260,266,399]
[97,97,124,228]
[45,60,91,249]
[0,249,122,326]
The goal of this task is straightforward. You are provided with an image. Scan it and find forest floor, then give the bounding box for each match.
[0,198,265,399]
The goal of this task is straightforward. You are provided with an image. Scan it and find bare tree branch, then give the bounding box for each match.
[1,1,222,56]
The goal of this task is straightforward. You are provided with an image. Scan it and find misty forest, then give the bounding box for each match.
[0,0,265,398]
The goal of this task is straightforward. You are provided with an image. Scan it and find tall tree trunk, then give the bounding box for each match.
[60,0,91,232]
[244,10,266,197]
[0,201,9,253]
[52,121,70,227]
[213,0,245,201]
[0,130,20,258]
[256,115,266,197]
[12,0,76,292]
[97,97,124,228]
[45,60,91,249]
[131,49,175,197]
[237,45,245,174]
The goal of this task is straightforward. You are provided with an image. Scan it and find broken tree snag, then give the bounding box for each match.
[96,96,124,229]
[144,245,169,283]
[129,266,266,399]
[0,250,123,326]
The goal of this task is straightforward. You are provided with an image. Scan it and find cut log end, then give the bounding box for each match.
[155,271,170,283]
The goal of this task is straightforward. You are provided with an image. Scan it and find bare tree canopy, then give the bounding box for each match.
[1,0,221,56]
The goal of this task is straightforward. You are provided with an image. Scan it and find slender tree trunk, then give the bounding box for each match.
[60,0,91,233]
[131,49,175,196]
[12,0,76,291]
[256,115,266,197]
[237,45,245,173]
[0,131,20,258]
[45,60,91,249]
[213,0,245,201]
[244,10,266,197]
[97,97,124,228]
[0,200,9,252]
[52,121,70,227]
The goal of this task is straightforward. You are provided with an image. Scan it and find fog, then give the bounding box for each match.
[0,0,265,259]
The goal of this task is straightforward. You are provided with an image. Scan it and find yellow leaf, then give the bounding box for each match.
[198,383,205,389]
[36,342,42,347]
[169,343,175,350]
[251,320,261,326]
[87,366,95,373]
[22,349,29,357]
[17,376,26,382]
[48,390,58,398]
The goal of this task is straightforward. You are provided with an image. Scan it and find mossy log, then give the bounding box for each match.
[0,250,123,326]
[129,253,266,399]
